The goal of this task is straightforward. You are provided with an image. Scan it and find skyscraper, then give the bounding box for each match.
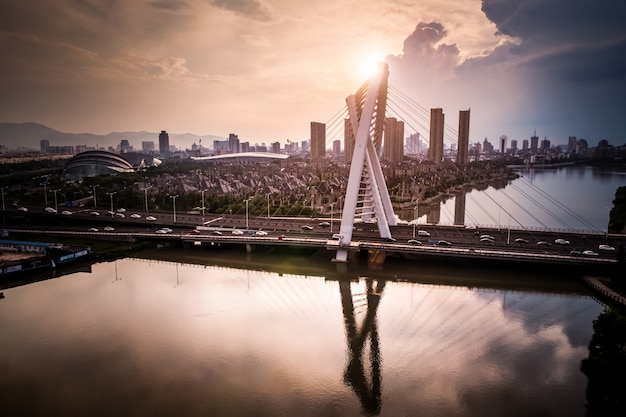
[40,139,49,154]
[383,117,404,163]
[499,135,507,154]
[228,133,240,154]
[429,108,444,163]
[332,140,341,156]
[310,121,326,160]
[530,130,539,153]
[457,109,470,165]
[159,130,169,155]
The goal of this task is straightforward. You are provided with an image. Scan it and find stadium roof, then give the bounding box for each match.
[191,152,289,162]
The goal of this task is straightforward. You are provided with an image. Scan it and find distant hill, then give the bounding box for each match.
[0,122,224,151]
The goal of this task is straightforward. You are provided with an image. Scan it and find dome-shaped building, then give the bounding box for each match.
[63,150,135,180]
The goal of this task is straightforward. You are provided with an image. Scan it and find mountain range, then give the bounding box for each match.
[0,122,224,151]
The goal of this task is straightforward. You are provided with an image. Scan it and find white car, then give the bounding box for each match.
[116,208,126,213]
[61,210,72,215]
[161,228,173,233]
[254,230,268,236]
[231,229,244,235]
[88,227,99,232]
[115,213,125,218]
[44,207,57,213]
[155,229,169,234]
[130,214,141,219]
[90,211,100,216]
[104,226,115,231]
[17,206,28,212]
[417,230,430,237]
[554,238,570,245]
[599,244,615,251]
[146,216,157,221]
[582,250,599,257]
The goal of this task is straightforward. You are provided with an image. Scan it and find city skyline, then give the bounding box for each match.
[1,1,624,147]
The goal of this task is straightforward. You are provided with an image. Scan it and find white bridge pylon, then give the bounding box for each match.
[335,63,396,263]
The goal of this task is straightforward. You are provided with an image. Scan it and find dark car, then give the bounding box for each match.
[407,239,422,245]
[437,240,452,247]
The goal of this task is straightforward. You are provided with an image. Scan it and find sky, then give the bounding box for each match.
[1,0,625,147]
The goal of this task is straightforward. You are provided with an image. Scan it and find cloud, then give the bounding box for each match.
[209,0,272,21]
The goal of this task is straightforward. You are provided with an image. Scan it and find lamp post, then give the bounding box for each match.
[330,202,336,234]
[42,182,48,206]
[51,189,59,214]
[245,198,250,229]
[144,186,151,212]
[107,192,116,218]
[413,203,418,238]
[266,193,270,219]
[91,185,97,208]
[0,186,6,212]
[201,190,205,223]
[170,194,179,223]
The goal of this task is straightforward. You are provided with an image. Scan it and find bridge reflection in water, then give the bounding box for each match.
[340,279,385,415]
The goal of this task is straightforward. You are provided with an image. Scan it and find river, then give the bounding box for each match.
[0,165,622,417]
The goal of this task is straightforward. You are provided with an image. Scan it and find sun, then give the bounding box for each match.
[357,51,386,81]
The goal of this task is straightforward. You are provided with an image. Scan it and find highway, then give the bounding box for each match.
[4,204,624,268]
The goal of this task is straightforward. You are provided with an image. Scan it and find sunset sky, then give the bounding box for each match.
[1,0,625,147]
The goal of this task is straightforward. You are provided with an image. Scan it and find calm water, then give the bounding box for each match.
[411,165,626,232]
[0,245,606,417]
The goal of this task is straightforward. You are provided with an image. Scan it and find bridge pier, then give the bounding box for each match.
[367,250,386,266]
[246,244,252,254]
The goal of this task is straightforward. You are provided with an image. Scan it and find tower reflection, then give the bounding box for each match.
[340,278,385,415]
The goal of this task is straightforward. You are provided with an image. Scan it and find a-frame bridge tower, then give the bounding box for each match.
[335,63,396,262]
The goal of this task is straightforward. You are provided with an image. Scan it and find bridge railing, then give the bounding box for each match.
[427,222,606,236]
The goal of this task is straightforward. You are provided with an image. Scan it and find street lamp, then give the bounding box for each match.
[91,185,98,208]
[107,192,116,218]
[42,181,48,206]
[170,194,179,223]
[144,186,151,213]
[266,193,271,219]
[413,203,418,238]
[201,190,206,223]
[245,198,250,229]
[330,202,336,233]
[51,189,59,214]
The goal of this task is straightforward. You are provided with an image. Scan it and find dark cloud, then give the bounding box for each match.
[209,0,272,21]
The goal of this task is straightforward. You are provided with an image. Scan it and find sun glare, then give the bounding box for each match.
[357,52,385,82]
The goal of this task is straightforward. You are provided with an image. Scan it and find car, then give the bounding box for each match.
[480,238,494,245]
[331,234,342,240]
[231,229,244,235]
[598,244,615,251]
[212,230,223,235]
[61,210,72,215]
[480,235,495,241]
[301,225,314,231]
[107,211,115,216]
[161,228,173,233]
[569,250,583,257]
[554,238,570,245]
[188,229,200,235]
[115,213,125,218]
[514,238,529,244]
[130,213,141,219]
[254,230,268,236]
[44,207,57,213]
[155,229,169,234]
[17,206,28,212]
[437,240,452,247]
[417,230,430,237]
[146,216,157,221]
[90,211,100,216]
[537,241,552,246]
[116,208,126,213]
[318,221,330,227]
[88,227,99,232]
[582,250,599,257]
[407,239,422,245]
[383,237,396,243]
[104,226,115,231]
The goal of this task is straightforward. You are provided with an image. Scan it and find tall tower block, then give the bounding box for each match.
[457,109,470,165]
[429,108,444,163]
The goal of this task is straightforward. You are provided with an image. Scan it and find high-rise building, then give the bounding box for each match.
[499,135,507,154]
[511,139,518,152]
[119,139,130,153]
[310,122,326,160]
[383,117,404,163]
[429,108,444,163]
[530,130,539,153]
[270,142,280,153]
[142,141,155,152]
[457,109,470,165]
[522,139,529,151]
[332,140,341,156]
[568,136,577,153]
[159,130,169,155]
[40,139,49,153]
[344,118,355,163]
[228,133,240,153]
[540,137,550,151]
